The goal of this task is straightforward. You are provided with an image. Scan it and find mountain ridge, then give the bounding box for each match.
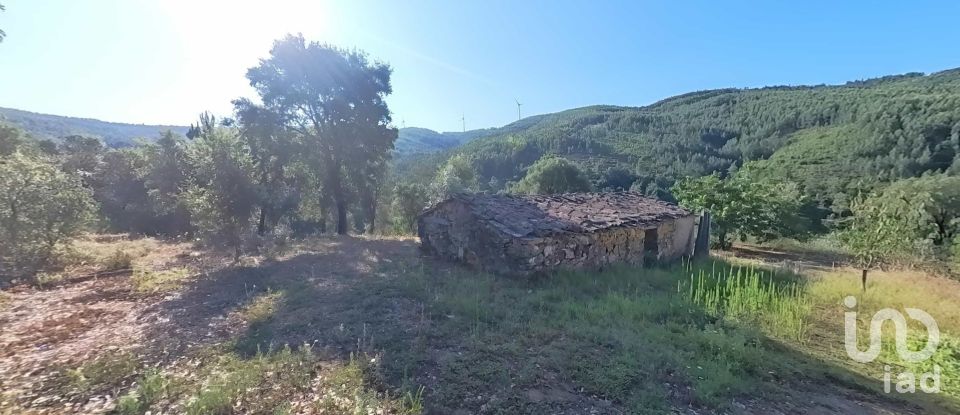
[0,107,190,147]
[0,106,497,155]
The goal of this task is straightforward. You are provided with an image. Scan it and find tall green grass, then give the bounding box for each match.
[685,264,811,341]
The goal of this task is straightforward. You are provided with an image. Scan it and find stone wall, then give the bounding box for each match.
[655,215,697,260]
[418,199,697,275]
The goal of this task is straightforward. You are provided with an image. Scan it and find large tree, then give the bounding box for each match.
[244,34,397,234]
[233,99,302,235]
[672,174,812,249]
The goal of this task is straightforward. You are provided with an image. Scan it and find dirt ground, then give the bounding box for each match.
[0,236,943,414]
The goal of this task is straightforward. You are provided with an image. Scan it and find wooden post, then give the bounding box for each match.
[694,210,711,259]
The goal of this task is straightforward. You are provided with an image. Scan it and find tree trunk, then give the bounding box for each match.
[716,230,730,250]
[861,269,868,292]
[367,201,376,234]
[233,227,243,262]
[326,158,349,236]
[318,197,327,234]
[257,207,268,236]
[335,199,348,235]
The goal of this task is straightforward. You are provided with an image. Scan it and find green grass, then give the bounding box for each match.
[373,255,960,413]
[115,369,170,415]
[66,351,140,393]
[101,248,135,271]
[181,345,421,415]
[386,260,831,412]
[800,268,960,409]
[686,264,811,341]
[184,345,317,415]
[130,266,190,293]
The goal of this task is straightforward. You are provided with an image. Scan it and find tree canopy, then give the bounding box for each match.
[672,174,813,249]
[244,34,397,234]
[511,155,592,195]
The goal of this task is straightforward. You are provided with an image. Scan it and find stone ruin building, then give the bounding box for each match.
[417,192,698,275]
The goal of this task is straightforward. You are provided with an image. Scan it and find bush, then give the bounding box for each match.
[511,155,592,195]
[429,154,478,203]
[391,183,429,234]
[102,249,135,271]
[0,152,94,276]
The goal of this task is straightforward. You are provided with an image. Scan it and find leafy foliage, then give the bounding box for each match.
[390,182,429,234]
[183,126,258,257]
[0,152,94,274]
[672,174,812,249]
[510,155,592,194]
[429,154,478,203]
[839,174,960,268]
[244,34,397,235]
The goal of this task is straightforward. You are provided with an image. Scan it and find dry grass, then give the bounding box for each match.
[130,266,191,294]
[238,290,283,323]
[807,268,960,335]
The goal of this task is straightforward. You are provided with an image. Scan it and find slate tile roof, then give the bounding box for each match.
[426,192,692,238]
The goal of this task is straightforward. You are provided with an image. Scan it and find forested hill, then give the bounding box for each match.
[394,115,551,154]
[0,106,494,155]
[395,127,488,154]
[0,107,190,147]
[404,69,960,211]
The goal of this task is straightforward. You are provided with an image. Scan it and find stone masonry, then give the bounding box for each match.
[417,192,697,275]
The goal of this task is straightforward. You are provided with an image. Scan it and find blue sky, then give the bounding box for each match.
[1,1,959,132]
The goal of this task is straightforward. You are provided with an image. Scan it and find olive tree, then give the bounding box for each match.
[0,152,94,275]
[840,174,960,286]
[184,127,258,259]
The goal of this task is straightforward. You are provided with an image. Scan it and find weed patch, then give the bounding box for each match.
[686,265,811,341]
[66,351,139,394]
[131,266,190,294]
[101,249,135,271]
[114,369,170,415]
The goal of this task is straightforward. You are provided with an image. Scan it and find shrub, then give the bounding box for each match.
[511,155,592,195]
[391,183,429,234]
[102,249,135,271]
[0,152,94,276]
[115,369,170,415]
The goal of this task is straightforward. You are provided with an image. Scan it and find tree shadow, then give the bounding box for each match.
[139,236,423,362]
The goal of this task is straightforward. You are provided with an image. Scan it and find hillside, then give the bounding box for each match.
[395,127,487,154]
[405,69,960,212]
[0,107,190,147]
[1,106,492,155]
[394,115,551,155]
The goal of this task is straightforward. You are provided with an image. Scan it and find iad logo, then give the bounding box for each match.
[843,296,941,393]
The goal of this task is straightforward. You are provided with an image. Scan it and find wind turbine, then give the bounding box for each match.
[515,99,523,121]
[461,113,466,132]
